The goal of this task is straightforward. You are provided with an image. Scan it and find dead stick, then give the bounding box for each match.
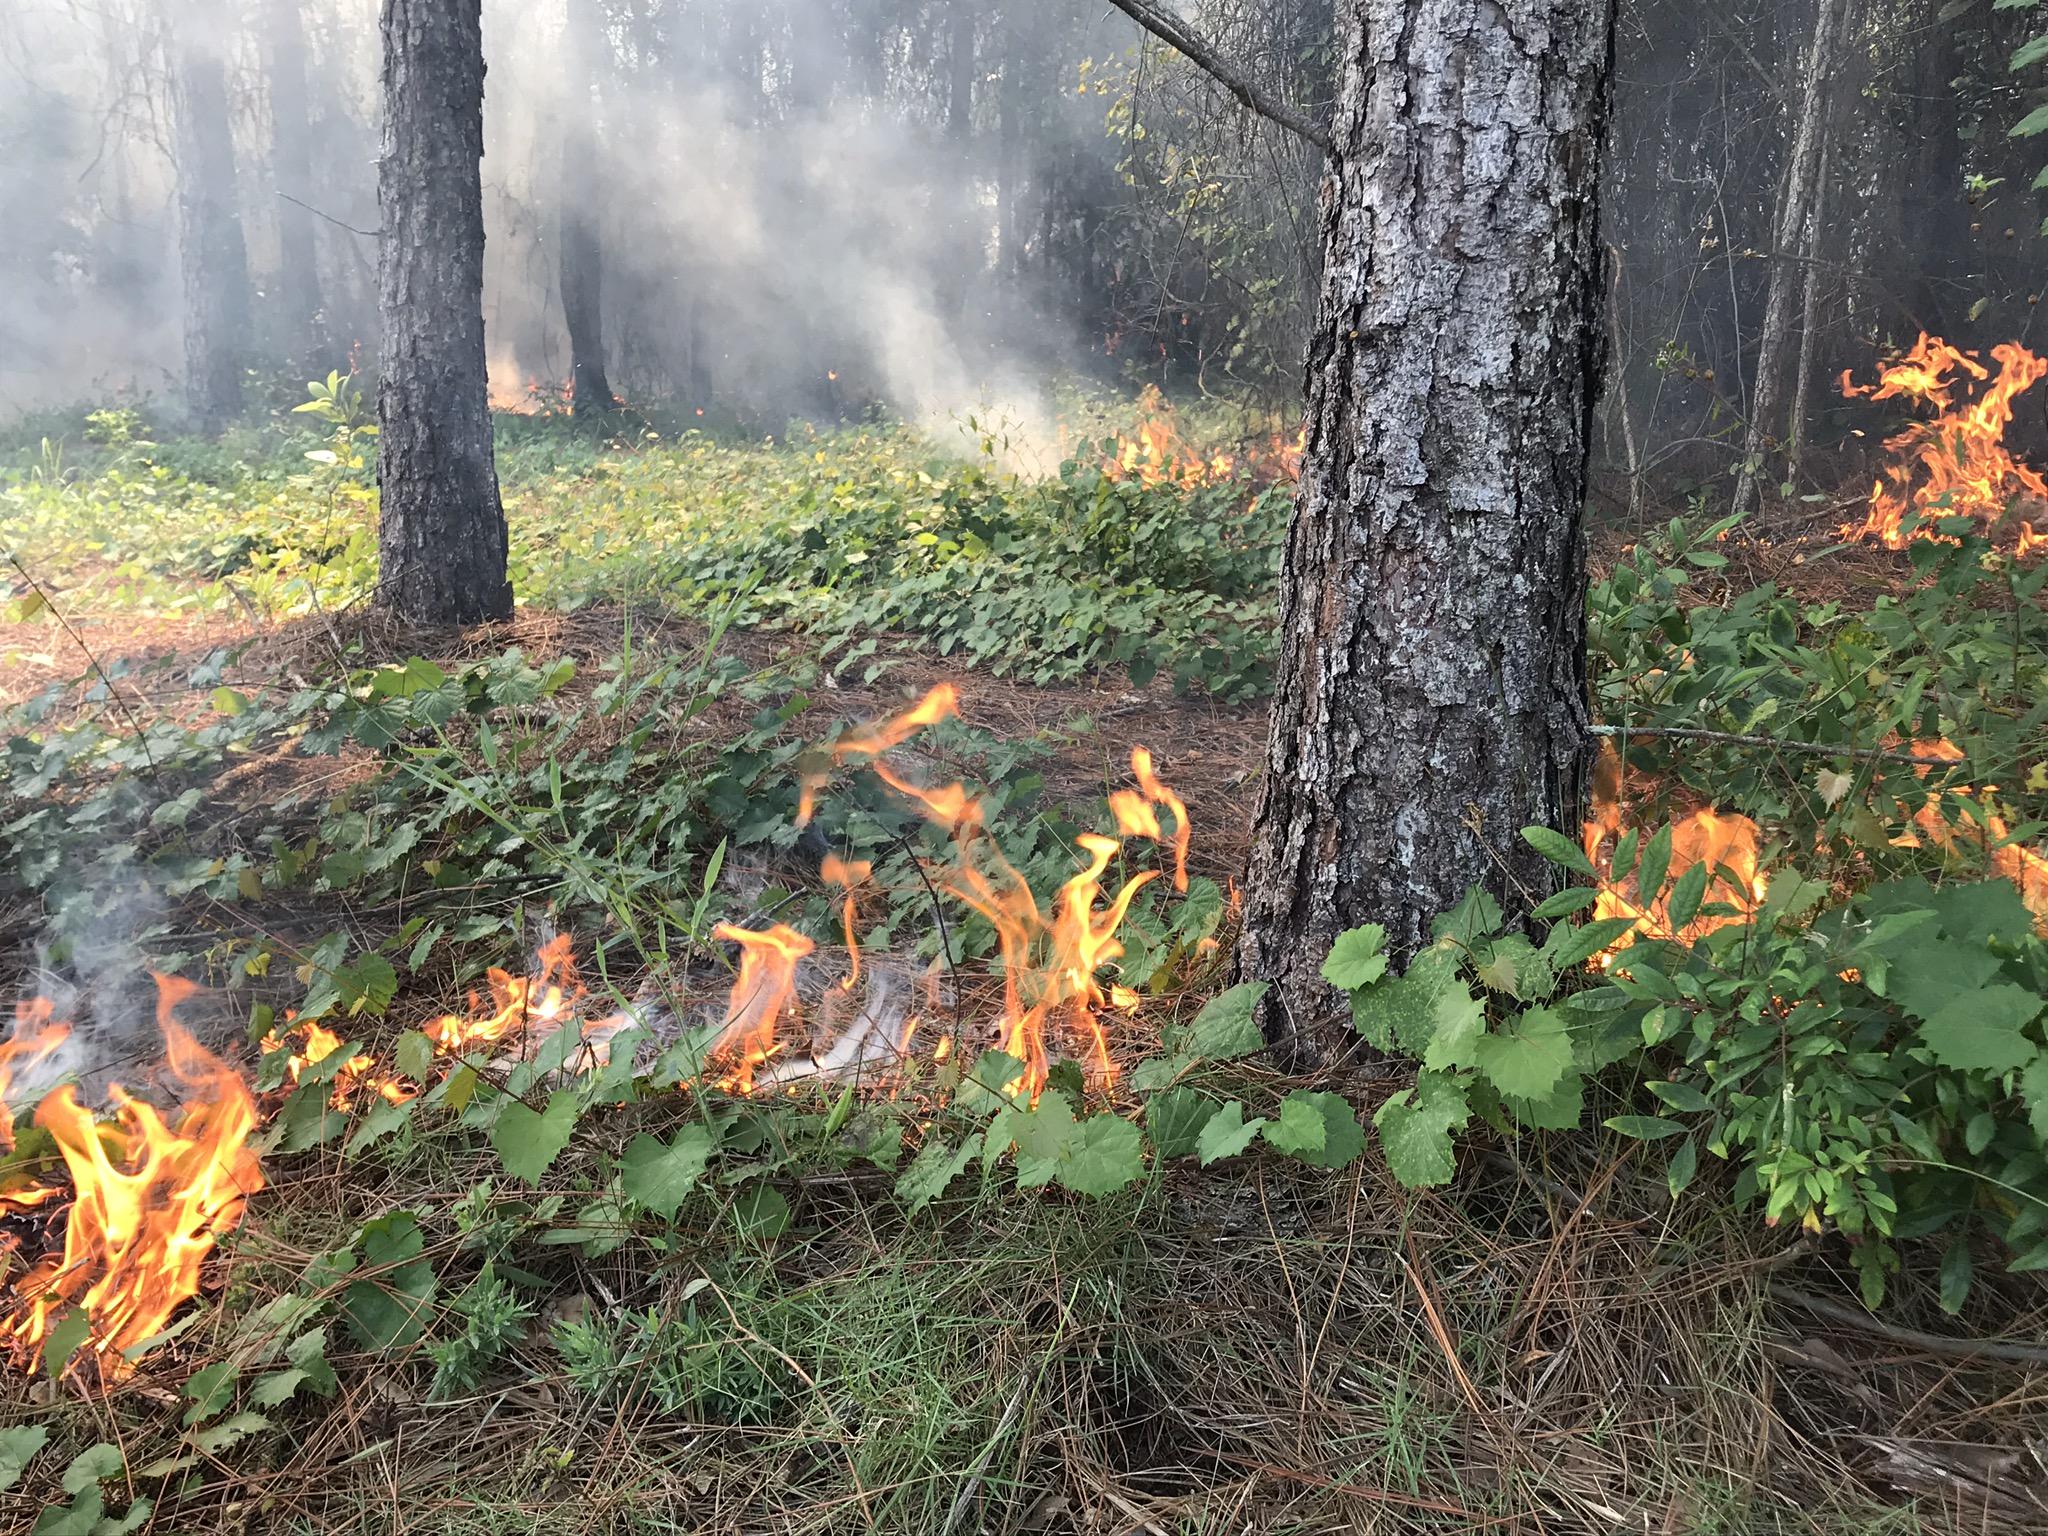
[1774,1286,2048,1366]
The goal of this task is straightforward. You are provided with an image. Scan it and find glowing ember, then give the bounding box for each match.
[2,976,264,1380]
[1840,334,2048,555]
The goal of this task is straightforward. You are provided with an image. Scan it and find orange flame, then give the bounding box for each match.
[820,854,872,992]
[2,976,264,1380]
[711,923,814,1093]
[1841,334,2048,555]
[424,934,582,1054]
[1582,744,1766,961]
[0,1002,73,1153]
[1896,738,2048,931]
[259,1019,410,1108]
[1100,386,1303,491]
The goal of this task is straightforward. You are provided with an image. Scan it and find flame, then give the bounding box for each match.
[1840,334,2048,555]
[2,976,264,1380]
[1895,738,2048,932]
[711,923,814,1094]
[821,855,872,992]
[1100,386,1303,491]
[260,1019,409,1108]
[1582,744,1767,960]
[424,934,582,1054]
[807,688,1185,1098]
[0,1002,73,1153]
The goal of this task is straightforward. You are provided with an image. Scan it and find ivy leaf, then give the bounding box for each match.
[1144,1087,1217,1159]
[1185,982,1267,1060]
[1320,925,1389,990]
[1471,1006,1572,1100]
[1521,825,1596,878]
[895,1136,976,1214]
[1373,1072,1470,1189]
[1918,985,2043,1073]
[1195,1101,1267,1166]
[489,1091,581,1184]
[619,1126,716,1218]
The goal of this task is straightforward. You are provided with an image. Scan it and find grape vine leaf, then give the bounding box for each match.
[1471,1006,1573,1100]
[1916,985,2043,1073]
[1196,1101,1267,1165]
[1261,1094,1327,1158]
[1185,982,1267,1060]
[619,1126,716,1218]
[1272,1090,1365,1169]
[896,1135,977,1214]
[1321,924,1389,989]
[1144,1087,1217,1159]
[489,1091,581,1184]
[1373,1072,1470,1188]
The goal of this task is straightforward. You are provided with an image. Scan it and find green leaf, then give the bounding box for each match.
[1939,1240,1974,1314]
[342,1213,436,1351]
[1531,886,1600,920]
[1261,1095,1328,1158]
[1352,947,1473,1058]
[1185,982,1267,1060]
[1604,1114,1687,1141]
[42,1307,90,1379]
[1471,1007,1572,1100]
[619,1126,715,1218]
[2013,101,2048,137]
[895,1136,976,1214]
[1918,986,2043,1073]
[2021,1056,2048,1141]
[1543,916,1639,973]
[180,1361,237,1426]
[956,1049,1026,1113]
[1433,886,1504,945]
[0,1426,48,1493]
[394,1030,435,1083]
[1144,1087,1217,1159]
[1012,1096,1144,1195]
[1666,1136,1700,1199]
[1665,861,1710,931]
[489,1091,581,1184]
[302,953,398,1023]
[1321,925,1389,989]
[1373,1073,1470,1188]
[1504,1072,1584,1131]
[285,1327,339,1398]
[1521,825,1597,878]
[1420,981,1487,1072]
[1636,824,1674,905]
[1272,1090,1365,1169]
[60,1444,122,1495]
[1648,1080,1713,1114]
[731,1185,791,1240]
[1196,1101,1267,1165]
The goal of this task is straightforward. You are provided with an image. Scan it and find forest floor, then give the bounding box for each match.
[1,400,2045,1534]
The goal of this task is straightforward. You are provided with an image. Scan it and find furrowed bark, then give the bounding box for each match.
[1235,0,1616,1058]
[375,0,512,625]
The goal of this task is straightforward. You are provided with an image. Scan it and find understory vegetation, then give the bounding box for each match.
[2,399,2046,1533]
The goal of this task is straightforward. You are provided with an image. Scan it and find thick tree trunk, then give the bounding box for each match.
[1731,0,1847,521]
[173,16,251,434]
[376,0,511,625]
[267,0,327,370]
[1236,0,1614,1057]
[561,0,617,416]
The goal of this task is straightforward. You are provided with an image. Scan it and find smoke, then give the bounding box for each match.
[0,0,1127,441]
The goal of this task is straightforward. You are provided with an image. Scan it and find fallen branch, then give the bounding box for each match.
[1592,724,1961,766]
[1101,0,1334,155]
[1775,1286,2048,1367]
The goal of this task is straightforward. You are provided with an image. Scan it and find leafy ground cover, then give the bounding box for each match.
[1,399,2046,1533]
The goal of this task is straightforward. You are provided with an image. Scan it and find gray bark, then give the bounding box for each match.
[267,0,327,369]
[173,14,251,434]
[1235,0,1615,1058]
[376,0,512,625]
[561,0,617,416]
[1731,0,1848,520]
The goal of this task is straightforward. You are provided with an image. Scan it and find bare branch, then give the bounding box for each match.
[1592,724,1960,766]
[1101,0,1333,155]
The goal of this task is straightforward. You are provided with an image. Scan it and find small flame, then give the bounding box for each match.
[1896,738,2048,931]
[2,977,264,1380]
[821,854,872,992]
[0,1003,73,1152]
[1100,386,1302,491]
[424,934,582,1054]
[1840,334,2048,555]
[711,923,814,1093]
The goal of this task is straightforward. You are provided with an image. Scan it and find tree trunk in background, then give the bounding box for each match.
[1787,135,1832,483]
[561,0,617,416]
[376,0,511,625]
[1731,0,1847,521]
[173,17,251,434]
[267,0,327,371]
[949,0,975,140]
[1236,0,1614,1056]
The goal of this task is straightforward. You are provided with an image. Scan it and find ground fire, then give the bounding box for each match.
[1840,333,2048,556]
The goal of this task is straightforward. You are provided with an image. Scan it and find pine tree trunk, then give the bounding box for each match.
[173,19,251,434]
[376,0,512,625]
[1731,0,1847,521]
[561,0,617,416]
[267,0,327,371]
[1236,0,1615,1058]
